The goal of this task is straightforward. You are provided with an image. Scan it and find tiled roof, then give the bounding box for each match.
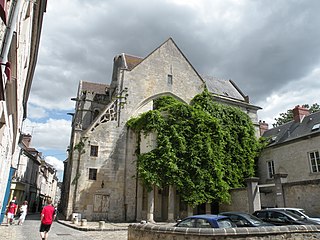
[263,111,320,146]
[124,54,143,70]
[81,81,109,94]
[203,76,245,101]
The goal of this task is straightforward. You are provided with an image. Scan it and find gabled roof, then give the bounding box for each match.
[80,81,109,94]
[203,76,246,101]
[263,110,320,147]
[120,38,250,104]
[121,37,205,84]
[123,54,143,70]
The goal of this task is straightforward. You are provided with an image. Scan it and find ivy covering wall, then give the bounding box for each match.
[127,90,261,206]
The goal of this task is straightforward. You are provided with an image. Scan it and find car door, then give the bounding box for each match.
[269,212,292,225]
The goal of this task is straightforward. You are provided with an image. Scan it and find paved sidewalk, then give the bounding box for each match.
[0,217,18,239]
[57,219,130,231]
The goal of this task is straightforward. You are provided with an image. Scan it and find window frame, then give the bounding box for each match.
[90,145,99,157]
[167,74,173,85]
[88,168,97,180]
[267,160,275,179]
[309,150,320,173]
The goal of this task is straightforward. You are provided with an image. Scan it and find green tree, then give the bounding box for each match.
[273,103,320,127]
[127,90,261,206]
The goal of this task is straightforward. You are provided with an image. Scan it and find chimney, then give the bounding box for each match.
[21,134,32,148]
[259,120,269,136]
[292,105,310,123]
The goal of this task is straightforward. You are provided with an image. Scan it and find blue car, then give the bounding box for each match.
[175,214,236,228]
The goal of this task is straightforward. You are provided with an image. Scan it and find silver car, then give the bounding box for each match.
[266,208,320,224]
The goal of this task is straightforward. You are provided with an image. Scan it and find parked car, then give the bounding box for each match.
[220,212,274,227]
[175,214,236,228]
[267,208,320,224]
[253,209,320,226]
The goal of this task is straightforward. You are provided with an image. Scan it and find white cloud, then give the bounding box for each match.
[45,156,64,171]
[45,156,64,181]
[23,118,71,152]
[28,105,49,119]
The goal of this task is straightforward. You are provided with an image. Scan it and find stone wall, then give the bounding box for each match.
[219,187,248,212]
[128,223,320,240]
[220,179,320,217]
[283,179,320,216]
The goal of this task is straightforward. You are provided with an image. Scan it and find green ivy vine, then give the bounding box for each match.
[127,90,261,206]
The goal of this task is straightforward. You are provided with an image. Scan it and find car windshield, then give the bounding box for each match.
[286,209,306,218]
[281,211,304,220]
[247,214,267,224]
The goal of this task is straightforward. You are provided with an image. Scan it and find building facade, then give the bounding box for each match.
[257,105,320,213]
[62,38,261,222]
[8,133,58,212]
[0,0,46,223]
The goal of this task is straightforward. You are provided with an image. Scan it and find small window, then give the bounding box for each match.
[167,74,173,85]
[309,151,320,173]
[90,145,98,157]
[267,160,275,178]
[89,168,97,180]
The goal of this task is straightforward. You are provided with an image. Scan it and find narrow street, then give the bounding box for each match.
[0,214,128,240]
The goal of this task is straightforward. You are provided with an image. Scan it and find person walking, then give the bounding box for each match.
[18,200,28,225]
[39,199,56,240]
[6,196,18,225]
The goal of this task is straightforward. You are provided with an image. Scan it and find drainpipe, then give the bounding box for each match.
[0,0,22,62]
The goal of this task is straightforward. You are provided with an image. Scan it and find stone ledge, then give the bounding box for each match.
[129,223,320,237]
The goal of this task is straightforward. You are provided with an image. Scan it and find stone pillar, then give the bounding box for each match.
[205,203,211,214]
[187,205,193,216]
[81,219,87,226]
[246,177,261,213]
[99,221,105,229]
[274,173,288,208]
[167,186,175,222]
[136,181,143,222]
[147,187,155,223]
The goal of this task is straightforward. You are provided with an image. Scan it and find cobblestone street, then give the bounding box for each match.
[0,214,128,240]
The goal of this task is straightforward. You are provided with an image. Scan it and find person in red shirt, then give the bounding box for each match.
[39,199,56,240]
[7,196,18,225]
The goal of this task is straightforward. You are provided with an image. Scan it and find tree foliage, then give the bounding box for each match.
[273,103,320,127]
[127,90,261,206]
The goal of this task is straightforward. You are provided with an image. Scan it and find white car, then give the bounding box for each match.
[267,208,320,224]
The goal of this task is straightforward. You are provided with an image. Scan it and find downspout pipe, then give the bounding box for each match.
[0,0,23,63]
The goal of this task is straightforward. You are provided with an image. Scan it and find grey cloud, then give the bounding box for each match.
[32,0,320,112]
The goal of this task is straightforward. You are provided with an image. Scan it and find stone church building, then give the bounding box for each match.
[62,38,261,222]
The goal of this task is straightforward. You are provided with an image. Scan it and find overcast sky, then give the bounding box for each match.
[23,0,320,180]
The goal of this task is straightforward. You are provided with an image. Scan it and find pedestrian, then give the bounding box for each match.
[39,199,56,240]
[6,196,18,225]
[18,200,28,225]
